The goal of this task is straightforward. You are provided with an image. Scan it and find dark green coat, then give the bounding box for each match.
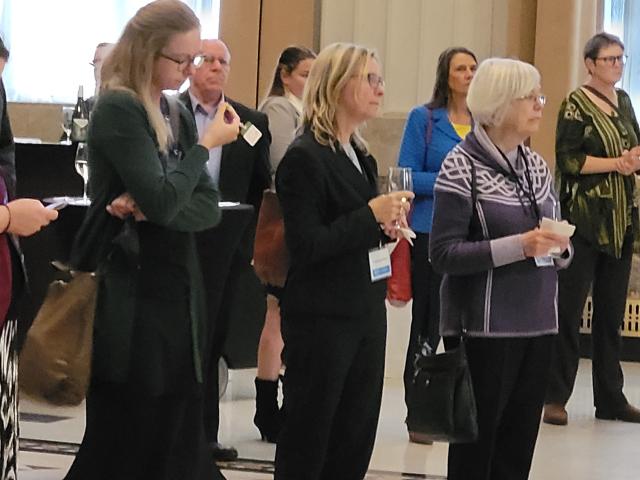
[72,89,220,395]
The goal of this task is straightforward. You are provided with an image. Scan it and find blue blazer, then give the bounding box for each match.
[397,106,462,233]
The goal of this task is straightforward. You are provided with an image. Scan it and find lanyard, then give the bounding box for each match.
[497,145,541,223]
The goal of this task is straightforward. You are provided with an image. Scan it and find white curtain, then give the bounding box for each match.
[0,0,220,103]
[603,0,640,111]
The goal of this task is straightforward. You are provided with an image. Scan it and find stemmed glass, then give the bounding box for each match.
[388,167,413,228]
[74,142,90,205]
[388,167,413,193]
[61,106,74,144]
[388,166,413,228]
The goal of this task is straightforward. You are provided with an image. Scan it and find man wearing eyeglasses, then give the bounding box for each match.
[179,38,271,462]
[85,42,114,114]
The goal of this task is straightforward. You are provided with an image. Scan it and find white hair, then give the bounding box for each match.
[466,58,541,127]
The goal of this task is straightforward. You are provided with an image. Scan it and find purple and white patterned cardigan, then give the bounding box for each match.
[429,125,572,338]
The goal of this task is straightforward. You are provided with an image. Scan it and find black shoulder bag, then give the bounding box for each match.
[405,155,479,444]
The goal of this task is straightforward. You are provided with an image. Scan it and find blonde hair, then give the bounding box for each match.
[100,0,200,151]
[466,58,540,127]
[302,42,379,151]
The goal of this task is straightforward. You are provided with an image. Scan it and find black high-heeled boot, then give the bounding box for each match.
[253,378,282,443]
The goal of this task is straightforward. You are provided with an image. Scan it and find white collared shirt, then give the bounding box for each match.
[342,142,363,174]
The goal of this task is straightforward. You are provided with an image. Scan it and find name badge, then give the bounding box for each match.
[240,122,263,147]
[534,255,554,268]
[369,246,392,282]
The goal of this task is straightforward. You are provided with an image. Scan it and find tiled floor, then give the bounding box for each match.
[16,304,640,479]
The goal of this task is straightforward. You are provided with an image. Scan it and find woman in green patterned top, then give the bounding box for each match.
[544,32,640,426]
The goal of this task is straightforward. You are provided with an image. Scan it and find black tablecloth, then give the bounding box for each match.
[14,142,264,368]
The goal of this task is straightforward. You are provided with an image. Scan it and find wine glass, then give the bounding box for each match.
[388,166,413,227]
[75,142,90,205]
[61,106,74,144]
[388,166,413,195]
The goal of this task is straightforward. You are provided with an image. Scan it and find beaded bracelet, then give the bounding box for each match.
[0,204,11,234]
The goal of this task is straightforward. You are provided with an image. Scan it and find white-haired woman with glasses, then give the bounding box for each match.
[274,42,412,480]
[544,32,640,426]
[63,1,240,479]
[430,58,572,480]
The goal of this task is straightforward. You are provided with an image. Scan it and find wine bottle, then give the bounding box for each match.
[70,85,89,142]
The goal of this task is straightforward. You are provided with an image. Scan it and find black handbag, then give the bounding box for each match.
[406,337,478,443]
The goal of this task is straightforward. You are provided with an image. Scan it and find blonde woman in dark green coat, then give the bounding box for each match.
[64,1,240,479]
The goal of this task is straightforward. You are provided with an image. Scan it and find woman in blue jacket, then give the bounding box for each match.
[398,46,477,443]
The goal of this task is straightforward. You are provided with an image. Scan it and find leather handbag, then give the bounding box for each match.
[253,190,289,288]
[406,337,478,443]
[386,238,412,307]
[19,264,97,406]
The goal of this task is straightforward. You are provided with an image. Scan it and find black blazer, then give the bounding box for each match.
[276,130,387,318]
[178,91,271,213]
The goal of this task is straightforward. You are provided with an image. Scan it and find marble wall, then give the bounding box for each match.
[317,0,541,176]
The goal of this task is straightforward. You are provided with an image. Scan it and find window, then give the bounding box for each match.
[0,0,220,103]
[603,0,640,110]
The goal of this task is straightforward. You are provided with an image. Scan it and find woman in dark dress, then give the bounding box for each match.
[63,1,240,479]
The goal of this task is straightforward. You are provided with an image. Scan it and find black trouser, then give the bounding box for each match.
[448,335,553,480]
[546,232,632,413]
[403,232,442,411]
[203,253,244,442]
[275,308,386,480]
[197,215,252,444]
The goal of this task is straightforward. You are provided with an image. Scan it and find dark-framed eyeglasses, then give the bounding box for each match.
[518,93,547,106]
[366,73,385,89]
[595,54,627,66]
[159,52,205,70]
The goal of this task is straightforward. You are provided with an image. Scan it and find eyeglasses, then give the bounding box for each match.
[366,73,385,89]
[595,55,627,66]
[518,93,547,106]
[201,55,229,67]
[159,52,205,70]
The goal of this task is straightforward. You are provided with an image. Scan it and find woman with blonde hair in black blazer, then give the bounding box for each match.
[274,42,413,480]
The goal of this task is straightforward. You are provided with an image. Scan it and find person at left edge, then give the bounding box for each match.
[63,1,240,479]
[179,38,271,462]
[0,36,59,480]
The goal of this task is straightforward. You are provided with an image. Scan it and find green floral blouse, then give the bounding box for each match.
[556,87,640,258]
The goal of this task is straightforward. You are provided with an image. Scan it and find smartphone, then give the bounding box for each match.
[46,200,68,211]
